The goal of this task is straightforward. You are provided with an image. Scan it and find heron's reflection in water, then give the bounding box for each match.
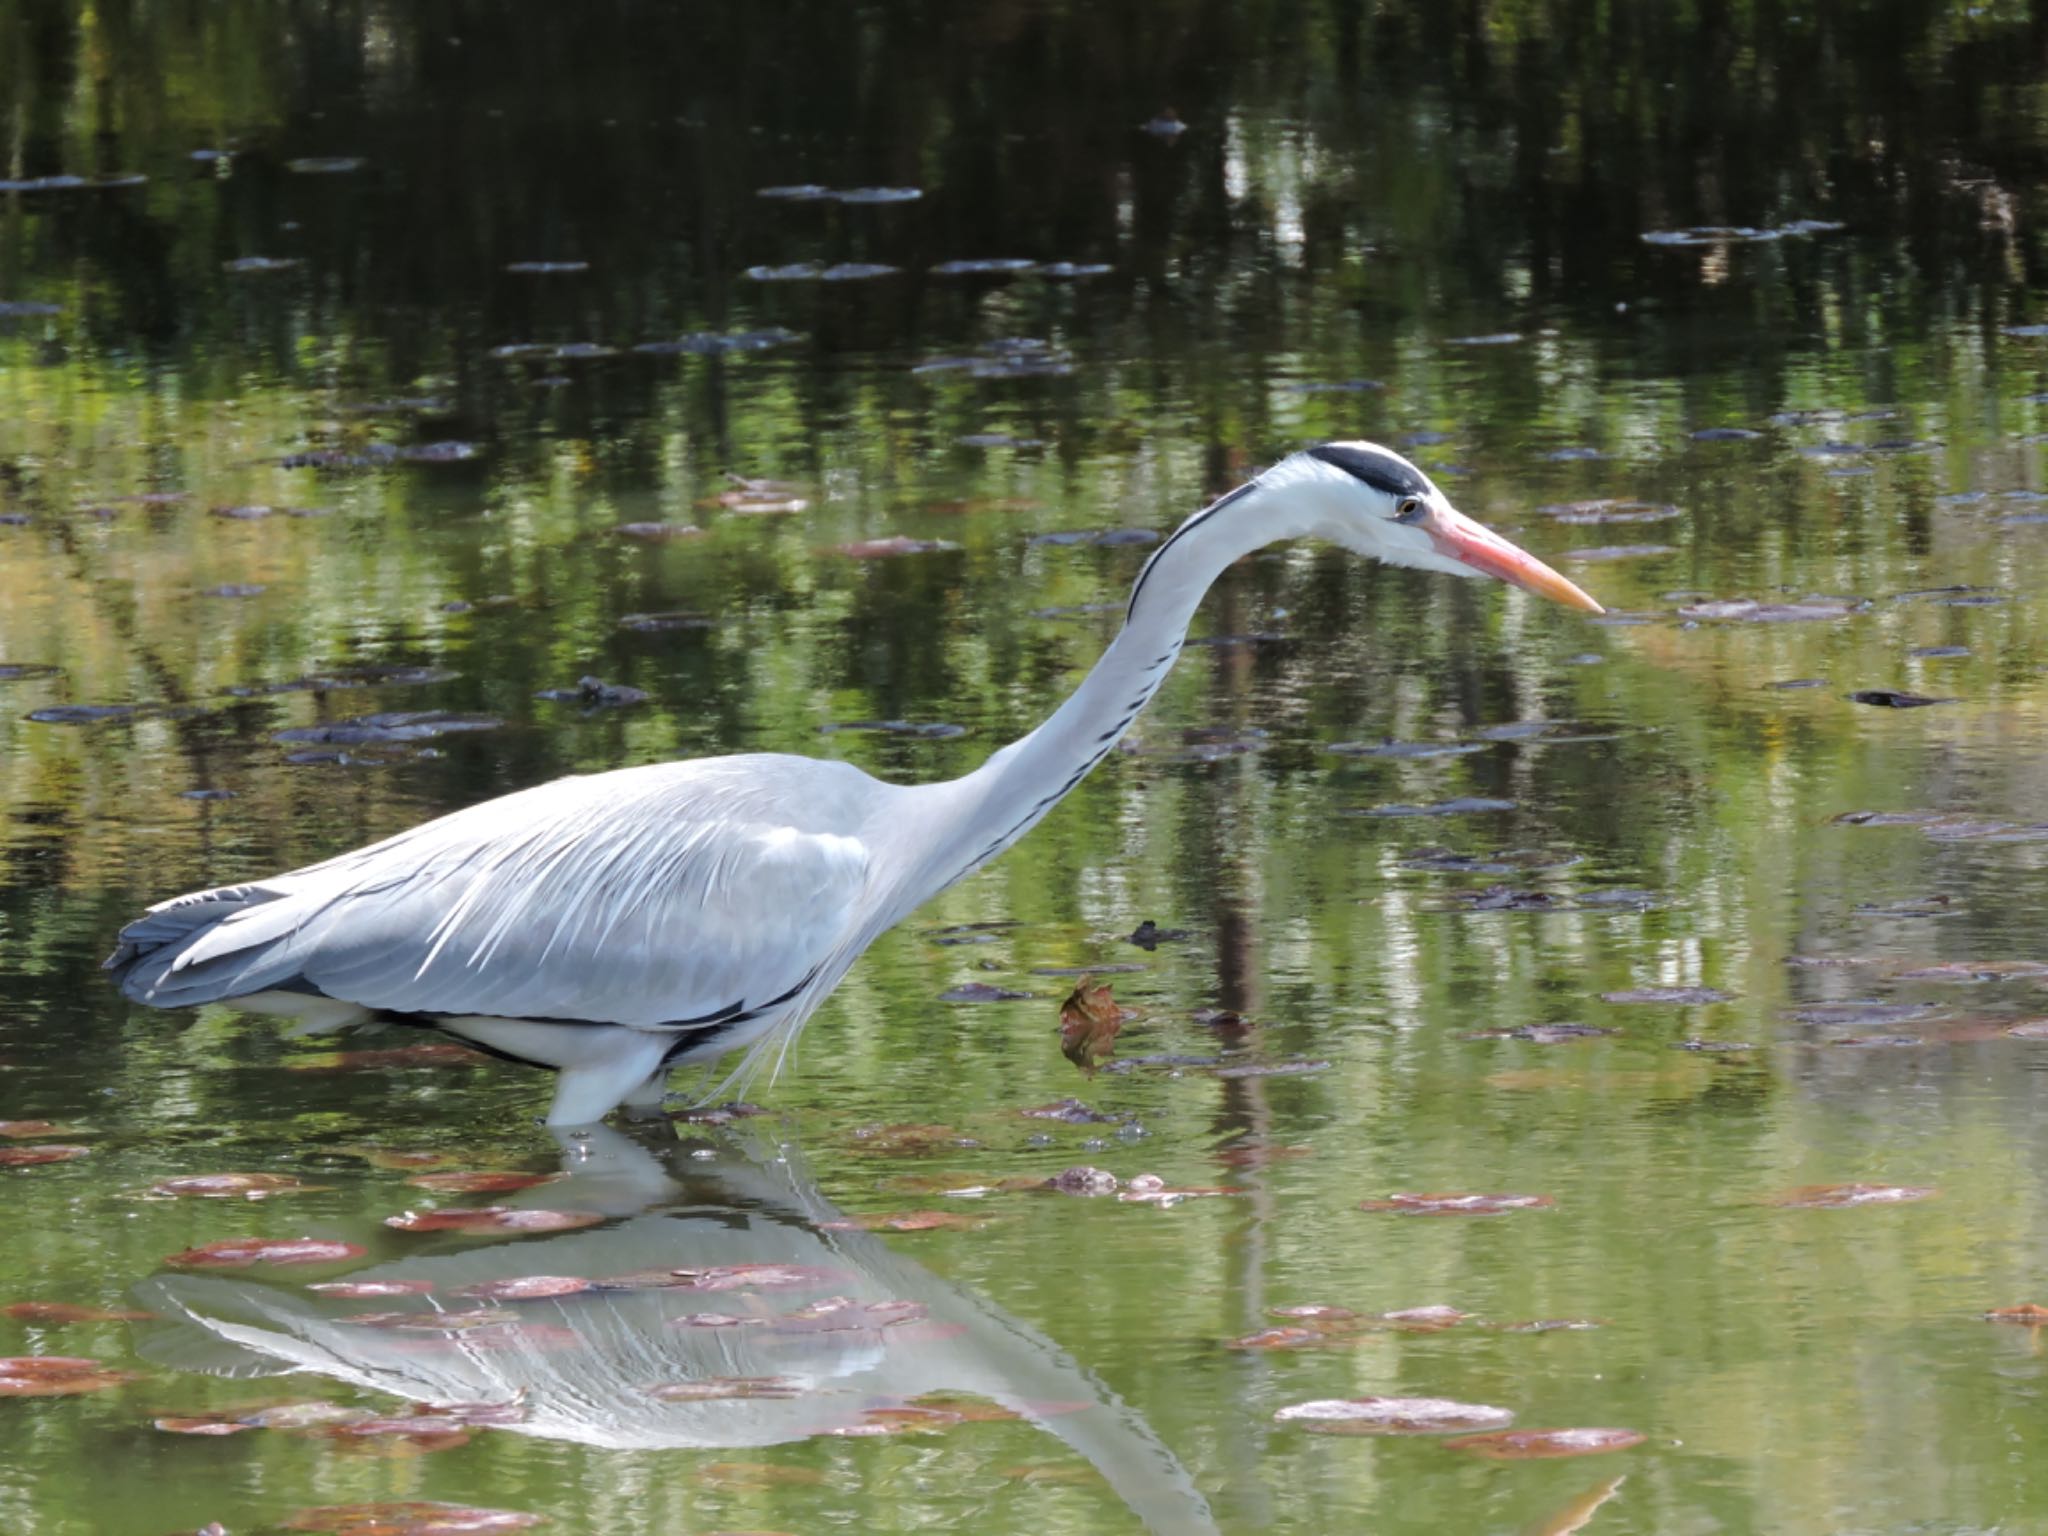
[135,1124,1217,1535]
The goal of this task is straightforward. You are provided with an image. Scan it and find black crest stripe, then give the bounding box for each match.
[1306,442,1430,499]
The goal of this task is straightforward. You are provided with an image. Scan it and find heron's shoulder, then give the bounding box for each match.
[560,752,890,828]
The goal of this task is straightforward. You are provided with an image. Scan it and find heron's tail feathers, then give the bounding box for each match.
[104,880,314,1007]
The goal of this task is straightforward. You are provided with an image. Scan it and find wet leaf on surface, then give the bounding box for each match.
[1445,1427,1646,1459]
[1059,978,1126,1073]
[147,1172,320,1199]
[154,1416,256,1435]
[1360,1192,1556,1215]
[1984,1304,2048,1324]
[1349,797,1518,818]
[0,1120,73,1139]
[453,1276,593,1301]
[0,1356,140,1395]
[1783,1002,1934,1026]
[308,1280,436,1299]
[0,1145,90,1166]
[1677,598,1857,622]
[405,1171,563,1195]
[166,1238,365,1268]
[1847,689,1955,708]
[1274,1396,1516,1434]
[819,1210,982,1232]
[281,1503,543,1533]
[384,1207,604,1235]
[0,1301,152,1323]
[1763,1184,1938,1208]
[1601,987,1733,1004]
[828,536,959,558]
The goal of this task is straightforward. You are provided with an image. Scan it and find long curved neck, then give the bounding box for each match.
[910,471,1335,891]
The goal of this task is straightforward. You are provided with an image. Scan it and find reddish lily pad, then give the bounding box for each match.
[308,1280,436,1299]
[0,1301,154,1323]
[404,1172,562,1195]
[1763,1184,1937,1209]
[165,1238,365,1268]
[1601,987,1733,1004]
[148,1173,318,1200]
[0,1356,139,1395]
[0,1145,89,1167]
[281,1503,544,1533]
[384,1207,603,1234]
[0,1121,69,1139]
[1985,1304,2048,1324]
[453,1276,593,1302]
[1274,1396,1515,1434]
[155,1416,255,1435]
[1444,1427,1646,1459]
[1359,1192,1555,1215]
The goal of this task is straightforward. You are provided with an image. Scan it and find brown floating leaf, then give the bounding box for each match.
[154,1416,255,1435]
[1445,1427,1647,1460]
[1763,1184,1937,1209]
[819,1210,981,1233]
[1274,1396,1515,1434]
[1985,1304,2048,1324]
[0,1145,89,1167]
[1224,1327,1341,1351]
[384,1207,604,1235]
[281,1503,544,1533]
[1360,1192,1555,1216]
[148,1172,318,1200]
[845,1123,977,1155]
[1601,987,1733,1004]
[829,536,959,558]
[454,1276,593,1302]
[165,1237,365,1268]
[0,1120,68,1139]
[308,1280,436,1299]
[405,1172,563,1195]
[0,1301,152,1323]
[0,1356,139,1396]
[602,1263,848,1294]
[1059,977,1126,1073]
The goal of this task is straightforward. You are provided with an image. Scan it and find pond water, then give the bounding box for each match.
[6,4,2048,1533]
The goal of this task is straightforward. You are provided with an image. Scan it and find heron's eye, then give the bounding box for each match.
[1394,496,1426,524]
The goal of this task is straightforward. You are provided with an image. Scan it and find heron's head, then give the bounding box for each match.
[1281,441,1603,613]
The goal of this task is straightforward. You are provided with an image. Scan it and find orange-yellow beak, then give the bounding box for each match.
[1424,505,1604,614]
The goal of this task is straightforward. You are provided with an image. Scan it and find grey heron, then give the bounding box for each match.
[107,442,1601,1124]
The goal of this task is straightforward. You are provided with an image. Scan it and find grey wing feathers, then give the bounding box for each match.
[108,756,881,1030]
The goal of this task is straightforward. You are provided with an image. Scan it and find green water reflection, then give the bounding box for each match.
[6,3,2048,1533]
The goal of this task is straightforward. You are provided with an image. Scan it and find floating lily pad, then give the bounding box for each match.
[1360,1192,1554,1215]
[0,1356,140,1396]
[1444,1427,1646,1459]
[1763,1184,1937,1208]
[385,1207,604,1235]
[165,1238,364,1268]
[26,704,149,724]
[148,1173,317,1200]
[1602,987,1733,1004]
[0,1145,89,1166]
[1274,1396,1515,1434]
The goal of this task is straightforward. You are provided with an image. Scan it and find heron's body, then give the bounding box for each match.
[108,444,1599,1123]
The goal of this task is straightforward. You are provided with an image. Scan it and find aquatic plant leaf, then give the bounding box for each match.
[405,1172,562,1194]
[1274,1396,1515,1433]
[384,1207,604,1234]
[1059,978,1126,1072]
[1601,987,1733,1004]
[1360,1192,1555,1215]
[0,1145,89,1166]
[166,1238,365,1268]
[1985,1304,2048,1324]
[1763,1184,1937,1208]
[1446,1427,1646,1459]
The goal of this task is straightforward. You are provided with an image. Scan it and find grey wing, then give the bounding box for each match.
[109,757,879,1030]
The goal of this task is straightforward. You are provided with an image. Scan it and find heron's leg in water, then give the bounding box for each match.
[619,1068,671,1118]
